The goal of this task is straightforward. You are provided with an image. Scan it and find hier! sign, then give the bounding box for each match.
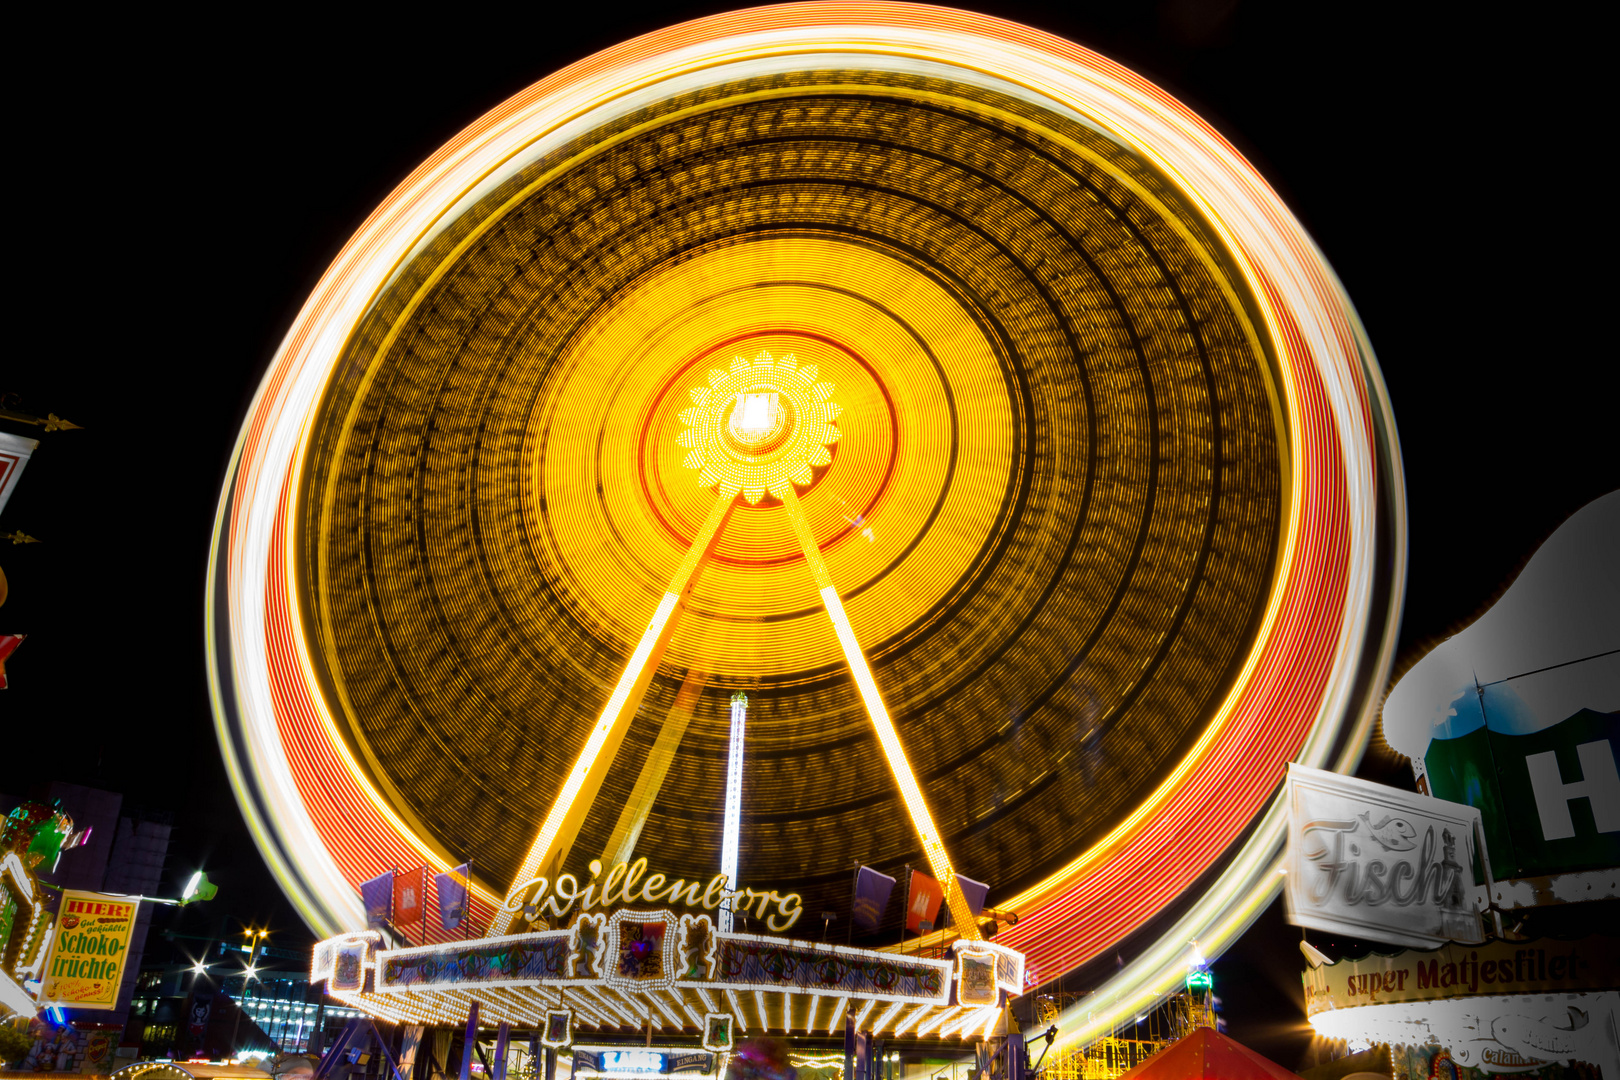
[39,890,138,1009]
[1284,764,1490,949]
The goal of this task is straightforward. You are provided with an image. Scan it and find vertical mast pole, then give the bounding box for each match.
[720,690,748,932]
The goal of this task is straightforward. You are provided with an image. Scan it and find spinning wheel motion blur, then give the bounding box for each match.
[210,4,1403,1042]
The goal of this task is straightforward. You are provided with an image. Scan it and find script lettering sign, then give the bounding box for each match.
[1285,764,1491,948]
[504,857,804,932]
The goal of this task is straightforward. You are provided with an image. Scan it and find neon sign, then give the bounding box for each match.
[504,856,803,932]
[601,1052,664,1073]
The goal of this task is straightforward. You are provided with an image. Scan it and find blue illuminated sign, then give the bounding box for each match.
[601,1052,665,1073]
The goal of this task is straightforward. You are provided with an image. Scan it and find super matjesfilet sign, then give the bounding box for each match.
[40,890,137,1009]
[1303,936,1618,1014]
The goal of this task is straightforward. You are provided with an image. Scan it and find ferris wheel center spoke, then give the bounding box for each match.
[492,491,737,933]
[780,486,982,941]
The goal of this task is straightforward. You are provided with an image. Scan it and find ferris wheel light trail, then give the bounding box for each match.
[780,485,982,941]
[213,3,1404,1035]
[491,490,738,934]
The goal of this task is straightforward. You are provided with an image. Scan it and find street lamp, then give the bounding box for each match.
[231,930,270,1057]
[181,872,218,904]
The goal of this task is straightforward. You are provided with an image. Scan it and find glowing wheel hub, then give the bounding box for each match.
[725,391,788,452]
[678,350,841,503]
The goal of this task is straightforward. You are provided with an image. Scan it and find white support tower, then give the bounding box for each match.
[720,690,748,931]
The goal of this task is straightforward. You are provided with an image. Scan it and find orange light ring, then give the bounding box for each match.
[207,3,1402,986]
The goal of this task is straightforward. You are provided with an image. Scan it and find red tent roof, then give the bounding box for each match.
[1115,1027,1301,1080]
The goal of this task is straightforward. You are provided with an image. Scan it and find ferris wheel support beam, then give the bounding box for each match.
[491,491,738,934]
[780,486,982,942]
[599,667,708,871]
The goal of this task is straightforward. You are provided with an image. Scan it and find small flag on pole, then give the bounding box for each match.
[436,863,470,932]
[394,867,427,940]
[851,866,896,934]
[360,870,394,929]
[905,870,945,933]
[951,874,989,925]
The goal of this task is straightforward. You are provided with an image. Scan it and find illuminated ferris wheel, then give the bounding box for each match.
[209,2,1403,1052]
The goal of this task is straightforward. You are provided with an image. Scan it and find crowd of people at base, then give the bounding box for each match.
[256,1035,797,1080]
[273,1055,318,1080]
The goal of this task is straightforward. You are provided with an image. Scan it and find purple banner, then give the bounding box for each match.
[361,871,394,929]
[851,866,895,933]
[956,875,989,920]
[436,863,469,931]
[715,939,947,1001]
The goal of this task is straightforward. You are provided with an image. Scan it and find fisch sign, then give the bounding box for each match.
[1285,763,1491,948]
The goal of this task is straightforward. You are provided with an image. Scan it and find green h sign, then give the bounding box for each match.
[1424,709,1619,880]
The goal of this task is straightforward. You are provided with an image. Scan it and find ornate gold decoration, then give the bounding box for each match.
[0,408,80,432]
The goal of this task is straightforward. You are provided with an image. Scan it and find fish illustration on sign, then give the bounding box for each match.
[1357,812,1418,851]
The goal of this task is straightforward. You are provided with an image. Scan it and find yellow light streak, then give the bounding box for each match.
[826,996,848,1034]
[918,1005,959,1037]
[780,484,981,940]
[896,1003,931,1034]
[600,668,707,870]
[872,1000,905,1034]
[493,491,737,933]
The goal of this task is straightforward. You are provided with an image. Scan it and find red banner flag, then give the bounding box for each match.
[905,870,944,933]
[0,633,25,690]
[394,867,427,935]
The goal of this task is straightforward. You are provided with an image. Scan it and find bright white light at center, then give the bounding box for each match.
[731,392,777,438]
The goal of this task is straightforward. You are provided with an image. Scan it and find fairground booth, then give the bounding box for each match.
[1284,497,1619,1079]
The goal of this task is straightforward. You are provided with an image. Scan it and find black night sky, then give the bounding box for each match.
[3,2,1612,1069]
